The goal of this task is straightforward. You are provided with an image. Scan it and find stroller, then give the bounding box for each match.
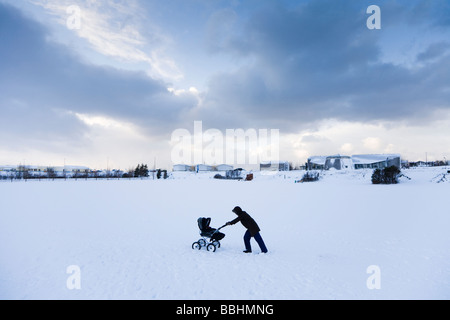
[192,217,226,252]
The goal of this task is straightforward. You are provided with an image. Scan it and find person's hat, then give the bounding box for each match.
[232,206,242,214]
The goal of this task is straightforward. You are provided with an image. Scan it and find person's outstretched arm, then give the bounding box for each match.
[227,216,240,225]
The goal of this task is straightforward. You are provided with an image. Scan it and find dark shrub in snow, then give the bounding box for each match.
[372,166,401,184]
[302,171,320,182]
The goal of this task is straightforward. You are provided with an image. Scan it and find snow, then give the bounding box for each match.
[0,167,449,300]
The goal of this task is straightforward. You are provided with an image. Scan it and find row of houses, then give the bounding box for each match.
[307,154,402,171]
[0,165,90,174]
[0,154,407,178]
[0,165,124,178]
[174,155,403,173]
[405,160,448,167]
[173,162,292,172]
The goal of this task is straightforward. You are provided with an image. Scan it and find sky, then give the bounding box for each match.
[1,0,450,170]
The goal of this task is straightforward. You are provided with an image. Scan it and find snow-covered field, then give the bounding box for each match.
[0,167,449,300]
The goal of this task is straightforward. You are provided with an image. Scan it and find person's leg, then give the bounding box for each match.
[253,232,268,253]
[243,230,252,252]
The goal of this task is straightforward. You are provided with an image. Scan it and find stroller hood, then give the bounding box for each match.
[197,217,225,241]
[197,217,211,231]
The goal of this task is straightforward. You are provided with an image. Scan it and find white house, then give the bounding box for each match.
[196,164,213,172]
[260,161,289,171]
[173,164,192,172]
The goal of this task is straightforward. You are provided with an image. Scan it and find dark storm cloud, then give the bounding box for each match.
[0,3,197,147]
[200,0,450,131]
[2,0,450,147]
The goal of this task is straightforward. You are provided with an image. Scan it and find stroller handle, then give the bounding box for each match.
[217,224,228,231]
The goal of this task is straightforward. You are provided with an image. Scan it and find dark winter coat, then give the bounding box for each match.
[228,210,261,236]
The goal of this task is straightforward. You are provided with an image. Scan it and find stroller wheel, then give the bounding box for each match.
[198,239,207,247]
[206,243,216,252]
[192,242,201,250]
[213,240,221,248]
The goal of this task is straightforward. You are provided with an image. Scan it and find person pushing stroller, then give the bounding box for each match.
[226,206,268,254]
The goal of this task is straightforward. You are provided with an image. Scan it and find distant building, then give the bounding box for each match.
[0,165,16,172]
[260,161,289,171]
[352,154,401,170]
[173,164,192,172]
[0,165,16,178]
[0,165,91,178]
[324,155,352,170]
[307,156,327,170]
[196,164,213,172]
[174,164,231,172]
[307,154,401,170]
[55,166,90,177]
